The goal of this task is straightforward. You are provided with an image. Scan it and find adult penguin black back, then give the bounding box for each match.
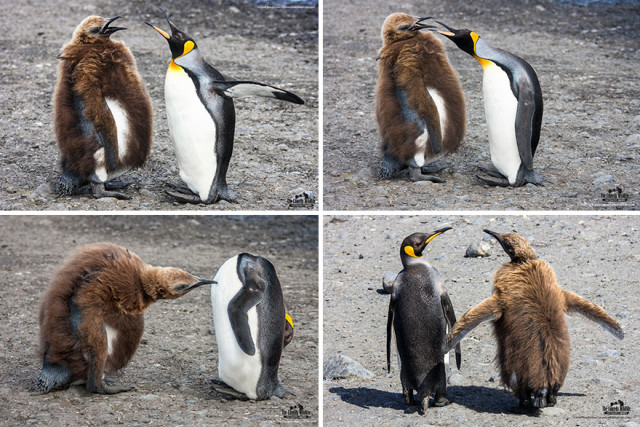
[387,228,461,413]
[54,15,152,199]
[146,8,304,204]
[435,21,546,187]
[211,253,293,400]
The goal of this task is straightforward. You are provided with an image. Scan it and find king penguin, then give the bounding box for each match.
[34,243,215,394]
[54,15,153,199]
[376,14,466,182]
[443,230,624,409]
[387,228,461,413]
[146,8,304,204]
[210,253,293,400]
[435,21,546,187]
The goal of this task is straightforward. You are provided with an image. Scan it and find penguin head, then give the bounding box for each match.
[72,16,126,44]
[484,229,537,263]
[146,8,198,62]
[381,13,435,45]
[400,227,452,268]
[143,267,216,301]
[435,21,490,65]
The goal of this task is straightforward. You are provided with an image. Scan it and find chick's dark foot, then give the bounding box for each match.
[410,167,445,183]
[91,182,131,200]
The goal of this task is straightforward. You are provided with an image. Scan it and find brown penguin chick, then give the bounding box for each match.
[54,16,152,200]
[35,243,214,394]
[443,230,624,410]
[376,13,465,182]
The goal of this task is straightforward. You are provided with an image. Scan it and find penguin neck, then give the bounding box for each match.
[401,255,431,269]
[139,266,168,306]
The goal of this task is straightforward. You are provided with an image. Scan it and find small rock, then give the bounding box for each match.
[592,174,614,185]
[139,189,154,198]
[382,272,396,293]
[352,167,372,187]
[616,311,631,318]
[323,354,373,380]
[141,394,158,401]
[597,349,620,358]
[542,407,566,416]
[624,134,640,144]
[28,183,51,204]
[448,372,463,386]
[488,373,499,382]
[465,241,492,257]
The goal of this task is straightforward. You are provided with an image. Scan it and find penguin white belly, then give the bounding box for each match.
[164,66,217,201]
[412,88,447,167]
[92,98,131,183]
[482,63,521,184]
[211,256,261,400]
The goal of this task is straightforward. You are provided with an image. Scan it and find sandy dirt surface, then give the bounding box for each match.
[0,0,317,211]
[323,215,638,425]
[0,215,318,424]
[323,0,640,210]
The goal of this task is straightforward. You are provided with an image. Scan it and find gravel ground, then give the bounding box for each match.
[0,215,318,425]
[323,215,638,425]
[0,0,318,211]
[323,0,640,210]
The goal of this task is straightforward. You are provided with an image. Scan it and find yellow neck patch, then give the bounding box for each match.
[181,40,195,57]
[169,59,182,71]
[404,246,420,258]
[469,32,492,68]
[285,313,294,329]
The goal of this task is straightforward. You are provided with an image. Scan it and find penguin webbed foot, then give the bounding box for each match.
[522,169,549,186]
[165,189,203,204]
[104,180,131,190]
[409,167,445,183]
[274,383,295,400]
[91,182,132,200]
[210,379,250,401]
[93,382,136,395]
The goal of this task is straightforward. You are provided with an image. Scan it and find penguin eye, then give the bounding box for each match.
[175,284,188,291]
[89,26,100,34]
[398,25,411,31]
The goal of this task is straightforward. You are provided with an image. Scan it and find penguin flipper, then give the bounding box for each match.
[563,290,624,339]
[514,89,537,171]
[228,268,266,356]
[443,296,500,353]
[440,292,461,369]
[386,280,400,373]
[210,80,304,105]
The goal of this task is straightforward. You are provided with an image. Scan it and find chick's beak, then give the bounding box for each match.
[100,16,126,35]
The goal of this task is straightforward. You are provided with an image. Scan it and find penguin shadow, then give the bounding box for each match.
[328,386,419,414]
[447,385,585,416]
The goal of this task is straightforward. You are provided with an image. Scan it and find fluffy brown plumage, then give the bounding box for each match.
[35,243,213,394]
[376,13,465,180]
[54,16,152,199]
[444,230,624,409]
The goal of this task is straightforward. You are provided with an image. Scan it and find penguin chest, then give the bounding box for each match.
[164,66,218,200]
[91,98,131,183]
[482,63,521,184]
[211,256,262,399]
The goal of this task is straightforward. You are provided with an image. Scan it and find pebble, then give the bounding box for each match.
[382,272,395,293]
[352,168,372,187]
[448,372,463,386]
[27,183,51,204]
[592,174,614,185]
[323,354,373,380]
[597,349,620,358]
[488,373,499,382]
[465,241,492,257]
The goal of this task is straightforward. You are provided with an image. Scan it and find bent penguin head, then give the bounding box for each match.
[484,229,537,263]
[143,267,215,301]
[381,13,434,45]
[72,16,126,45]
